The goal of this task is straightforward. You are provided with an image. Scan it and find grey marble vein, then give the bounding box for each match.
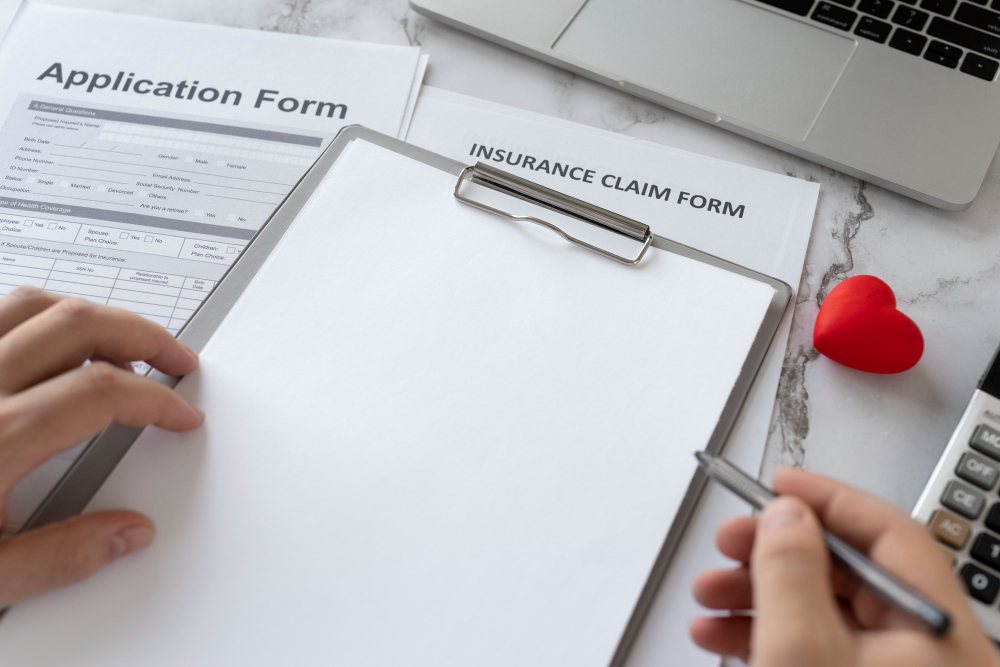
[817,182,875,305]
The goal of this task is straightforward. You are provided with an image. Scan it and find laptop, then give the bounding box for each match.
[409,0,1000,210]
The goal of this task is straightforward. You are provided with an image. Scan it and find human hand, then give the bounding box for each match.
[0,286,202,607]
[690,467,1000,666]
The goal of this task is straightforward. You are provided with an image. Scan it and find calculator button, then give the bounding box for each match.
[961,563,1000,603]
[986,502,1000,533]
[956,451,1000,489]
[929,508,972,547]
[941,480,986,519]
[972,532,1000,571]
[970,424,1000,460]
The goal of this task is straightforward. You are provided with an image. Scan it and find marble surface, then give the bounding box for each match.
[19,0,1000,655]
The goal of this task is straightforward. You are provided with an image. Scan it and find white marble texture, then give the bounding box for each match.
[14,0,1000,659]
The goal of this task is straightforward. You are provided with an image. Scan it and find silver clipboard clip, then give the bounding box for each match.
[454,162,653,266]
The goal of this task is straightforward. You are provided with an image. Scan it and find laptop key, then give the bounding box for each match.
[955,3,1000,36]
[813,1,859,27]
[920,0,957,14]
[961,563,1000,603]
[855,15,894,40]
[859,0,895,18]
[756,0,816,16]
[829,0,856,5]
[925,41,961,69]
[928,17,1000,58]
[893,5,931,28]
[889,27,929,53]
[962,52,1000,79]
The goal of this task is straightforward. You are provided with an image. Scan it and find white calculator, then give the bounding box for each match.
[913,347,1000,641]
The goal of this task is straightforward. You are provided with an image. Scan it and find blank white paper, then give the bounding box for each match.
[407,87,820,666]
[0,140,775,667]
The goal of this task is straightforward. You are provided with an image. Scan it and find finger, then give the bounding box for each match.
[773,467,974,623]
[689,616,751,660]
[830,565,860,601]
[750,496,852,667]
[0,298,198,394]
[0,362,203,495]
[92,356,136,374]
[0,510,154,607]
[692,566,752,610]
[772,466,920,557]
[0,286,62,338]
[716,515,757,563]
[855,631,944,667]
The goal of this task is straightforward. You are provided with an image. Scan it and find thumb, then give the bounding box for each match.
[750,496,851,667]
[0,511,154,607]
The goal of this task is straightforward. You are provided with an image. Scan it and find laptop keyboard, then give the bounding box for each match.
[756,0,1000,80]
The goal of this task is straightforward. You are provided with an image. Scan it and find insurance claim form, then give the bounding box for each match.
[0,2,426,532]
[405,87,819,666]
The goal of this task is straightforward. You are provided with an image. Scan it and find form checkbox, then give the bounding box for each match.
[226,247,236,254]
[25,177,35,184]
[47,223,57,230]
[137,191,146,197]
[194,210,204,217]
[120,232,129,239]
[22,219,31,227]
[216,160,225,167]
[59,181,69,188]
[97,185,107,192]
[144,235,153,243]
[226,214,237,222]
[185,156,194,163]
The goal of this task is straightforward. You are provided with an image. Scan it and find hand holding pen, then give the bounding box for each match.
[690,457,999,667]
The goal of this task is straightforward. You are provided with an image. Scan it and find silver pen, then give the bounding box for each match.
[693,450,951,636]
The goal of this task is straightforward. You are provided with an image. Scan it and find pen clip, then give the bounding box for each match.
[454,163,653,266]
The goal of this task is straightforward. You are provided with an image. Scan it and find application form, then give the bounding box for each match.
[0,2,425,532]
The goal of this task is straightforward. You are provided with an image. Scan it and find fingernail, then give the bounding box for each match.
[187,402,205,421]
[181,343,199,362]
[760,498,803,534]
[109,526,155,559]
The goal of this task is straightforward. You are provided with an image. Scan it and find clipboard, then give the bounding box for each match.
[17,126,791,666]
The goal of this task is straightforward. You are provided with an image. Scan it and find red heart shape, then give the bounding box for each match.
[813,275,923,374]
